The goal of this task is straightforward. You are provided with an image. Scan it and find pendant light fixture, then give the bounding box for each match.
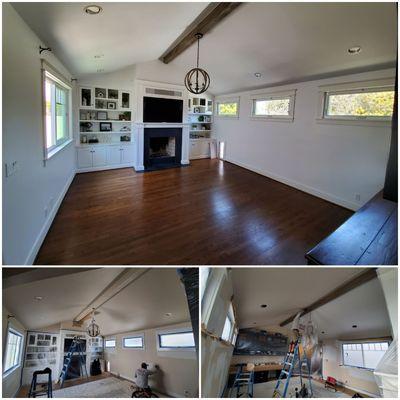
[184,33,210,94]
[87,308,100,337]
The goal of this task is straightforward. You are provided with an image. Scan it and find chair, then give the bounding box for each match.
[28,367,53,397]
[324,376,337,392]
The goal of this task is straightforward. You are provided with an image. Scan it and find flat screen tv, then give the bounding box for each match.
[143,96,183,123]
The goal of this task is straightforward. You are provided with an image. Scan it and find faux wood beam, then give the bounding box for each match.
[159,2,242,64]
[279,268,378,327]
[73,268,150,323]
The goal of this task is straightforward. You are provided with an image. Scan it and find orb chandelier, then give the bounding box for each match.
[184,33,210,94]
[87,308,100,337]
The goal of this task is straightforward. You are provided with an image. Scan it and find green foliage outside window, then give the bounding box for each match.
[218,102,238,116]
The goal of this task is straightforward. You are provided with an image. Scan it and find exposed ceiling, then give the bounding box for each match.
[231,268,392,340]
[3,268,190,336]
[12,2,396,94]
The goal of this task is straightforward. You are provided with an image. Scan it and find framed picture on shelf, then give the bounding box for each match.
[108,89,118,99]
[107,102,116,110]
[100,122,112,132]
[97,111,108,120]
[95,88,106,98]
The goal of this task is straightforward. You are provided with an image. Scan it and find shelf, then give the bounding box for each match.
[190,130,211,133]
[80,131,131,134]
[80,120,132,123]
[188,112,213,116]
[94,97,119,101]
[77,142,132,147]
[79,107,131,112]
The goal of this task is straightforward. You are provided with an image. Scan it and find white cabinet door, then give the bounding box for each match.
[92,147,107,167]
[108,146,122,165]
[77,148,93,168]
[190,141,201,159]
[199,141,211,157]
[121,146,135,164]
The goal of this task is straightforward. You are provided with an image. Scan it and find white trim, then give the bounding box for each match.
[250,89,296,121]
[76,162,135,173]
[122,334,145,350]
[156,327,195,352]
[24,169,76,265]
[224,157,359,211]
[318,77,394,92]
[46,138,74,160]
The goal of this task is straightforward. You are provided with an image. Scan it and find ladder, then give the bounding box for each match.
[273,340,313,398]
[229,365,255,398]
[58,337,88,388]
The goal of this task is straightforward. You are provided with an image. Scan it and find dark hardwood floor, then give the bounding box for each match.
[35,159,352,265]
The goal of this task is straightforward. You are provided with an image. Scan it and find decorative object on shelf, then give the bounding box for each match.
[107,101,116,109]
[121,92,130,108]
[87,308,100,337]
[81,135,88,144]
[120,126,131,132]
[97,111,108,120]
[89,137,99,143]
[121,135,130,142]
[194,107,201,113]
[95,88,106,98]
[198,115,204,122]
[119,111,131,121]
[108,89,118,99]
[80,122,93,132]
[95,99,106,109]
[184,33,210,95]
[100,122,112,131]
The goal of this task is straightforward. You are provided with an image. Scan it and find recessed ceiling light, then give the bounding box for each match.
[165,313,172,317]
[97,69,104,73]
[84,5,103,15]
[260,304,267,308]
[254,72,262,78]
[34,296,43,301]
[348,46,361,55]
[352,324,358,328]
[94,54,104,59]
[321,331,326,334]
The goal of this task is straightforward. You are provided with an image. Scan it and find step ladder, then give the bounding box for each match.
[58,337,88,388]
[273,340,313,398]
[28,367,53,397]
[228,365,255,398]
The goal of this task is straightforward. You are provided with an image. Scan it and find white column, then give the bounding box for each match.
[181,123,190,165]
[133,123,144,171]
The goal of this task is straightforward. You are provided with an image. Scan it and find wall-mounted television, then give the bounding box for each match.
[233,328,288,356]
[143,96,183,123]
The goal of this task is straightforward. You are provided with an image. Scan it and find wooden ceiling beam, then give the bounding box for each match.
[279,268,378,327]
[159,2,242,64]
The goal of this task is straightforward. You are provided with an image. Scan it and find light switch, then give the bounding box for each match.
[5,161,19,177]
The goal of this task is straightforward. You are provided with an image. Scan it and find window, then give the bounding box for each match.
[251,90,296,120]
[221,303,235,343]
[105,339,116,348]
[216,98,239,117]
[43,67,72,159]
[123,336,144,348]
[318,78,395,124]
[158,331,195,349]
[200,267,211,301]
[4,329,23,374]
[342,341,389,370]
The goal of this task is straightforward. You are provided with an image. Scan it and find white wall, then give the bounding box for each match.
[214,68,395,210]
[104,322,198,398]
[322,339,381,397]
[2,307,27,398]
[2,3,76,265]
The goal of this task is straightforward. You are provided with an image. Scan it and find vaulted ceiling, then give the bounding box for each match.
[12,2,397,94]
[231,268,392,340]
[3,268,191,336]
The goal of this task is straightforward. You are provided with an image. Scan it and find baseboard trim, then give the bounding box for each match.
[224,157,359,211]
[24,170,76,265]
[112,372,183,398]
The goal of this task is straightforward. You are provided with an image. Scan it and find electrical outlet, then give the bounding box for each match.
[355,194,361,201]
[5,161,19,177]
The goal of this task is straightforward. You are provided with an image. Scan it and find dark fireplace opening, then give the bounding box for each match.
[144,128,182,171]
[63,355,86,380]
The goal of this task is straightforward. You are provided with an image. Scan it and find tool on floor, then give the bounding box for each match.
[228,363,255,398]
[57,337,88,388]
[272,339,313,398]
[28,367,53,398]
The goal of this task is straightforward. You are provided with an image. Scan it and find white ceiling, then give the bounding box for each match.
[12,2,208,76]
[3,268,190,336]
[12,2,396,94]
[231,268,392,340]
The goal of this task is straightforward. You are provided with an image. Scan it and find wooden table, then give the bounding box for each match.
[306,191,397,265]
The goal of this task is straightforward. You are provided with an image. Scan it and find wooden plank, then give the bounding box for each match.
[306,191,397,265]
[279,268,377,327]
[160,3,242,64]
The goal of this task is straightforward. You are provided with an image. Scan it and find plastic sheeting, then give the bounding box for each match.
[177,268,199,358]
[374,338,398,398]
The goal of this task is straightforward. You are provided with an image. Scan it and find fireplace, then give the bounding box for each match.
[144,128,182,170]
[63,355,87,380]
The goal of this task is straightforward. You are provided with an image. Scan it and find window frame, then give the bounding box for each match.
[317,78,394,127]
[122,335,144,349]
[3,328,24,376]
[42,61,73,161]
[215,97,240,118]
[221,302,236,344]
[200,267,211,301]
[250,90,296,122]
[341,340,390,370]
[104,338,116,349]
[157,330,195,350]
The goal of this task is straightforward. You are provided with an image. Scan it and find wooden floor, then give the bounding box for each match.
[35,159,352,265]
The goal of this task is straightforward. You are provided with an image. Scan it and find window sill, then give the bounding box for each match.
[250,116,294,122]
[45,138,73,161]
[3,365,20,378]
[215,115,239,119]
[340,364,374,372]
[316,118,391,128]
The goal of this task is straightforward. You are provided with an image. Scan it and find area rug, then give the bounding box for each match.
[53,377,134,398]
